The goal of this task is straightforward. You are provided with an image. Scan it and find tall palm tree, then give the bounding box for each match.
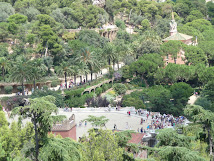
[102,43,116,71]
[77,47,100,82]
[0,57,9,81]
[30,58,46,89]
[55,61,73,89]
[10,57,31,95]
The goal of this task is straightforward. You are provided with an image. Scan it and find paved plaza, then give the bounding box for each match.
[60,107,152,139]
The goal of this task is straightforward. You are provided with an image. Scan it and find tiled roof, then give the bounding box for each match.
[128,133,145,144]
[163,32,193,41]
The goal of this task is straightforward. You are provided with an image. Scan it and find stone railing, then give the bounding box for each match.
[82,79,112,95]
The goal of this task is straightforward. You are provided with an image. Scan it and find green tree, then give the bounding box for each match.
[185,105,214,160]
[199,41,214,66]
[160,40,184,64]
[39,137,82,161]
[0,57,9,81]
[143,85,172,114]
[81,129,123,161]
[29,58,46,89]
[55,61,73,89]
[184,46,207,65]
[10,57,31,95]
[7,14,28,24]
[11,96,65,161]
[170,82,193,114]
[204,80,214,103]
[141,19,150,31]
[83,115,109,128]
[0,2,15,22]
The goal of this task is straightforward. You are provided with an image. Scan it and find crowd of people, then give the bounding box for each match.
[136,109,187,133]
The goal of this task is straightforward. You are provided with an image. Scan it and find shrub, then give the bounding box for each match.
[115,19,126,29]
[130,78,146,87]
[4,86,13,94]
[113,83,127,95]
[104,94,115,102]
[101,84,108,92]
[2,96,28,110]
[51,80,59,87]
[65,88,84,99]
[122,96,145,109]
[17,86,23,92]
[95,87,102,96]
[65,97,85,107]
[107,90,116,96]
[31,88,64,107]
[87,97,110,107]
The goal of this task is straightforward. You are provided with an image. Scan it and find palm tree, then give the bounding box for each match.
[55,61,73,89]
[78,47,100,82]
[29,58,46,89]
[10,57,31,95]
[0,57,9,81]
[102,43,116,71]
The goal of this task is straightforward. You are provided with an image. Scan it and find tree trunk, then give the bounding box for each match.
[113,61,115,71]
[33,79,36,90]
[208,129,214,160]
[64,72,67,89]
[142,75,149,88]
[91,72,93,81]
[129,9,133,22]
[33,114,39,161]
[2,67,4,81]
[108,59,111,71]
[22,81,24,95]
[80,76,82,83]
[74,75,76,85]
[85,73,88,82]
[117,61,120,70]
[96,73,97,79]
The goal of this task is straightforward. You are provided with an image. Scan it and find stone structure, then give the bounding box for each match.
[82,79,112,95]
[67,27,118,42]
[0,81,52,94]
[128,133,147,159]
[162,12,196,65]
[51,114,76,140]
[163,12,193,45]
[92,0,105,7]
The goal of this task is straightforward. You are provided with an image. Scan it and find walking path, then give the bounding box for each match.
[188,95,198,105]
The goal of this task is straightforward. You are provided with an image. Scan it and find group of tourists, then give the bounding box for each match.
[137,109,187,133]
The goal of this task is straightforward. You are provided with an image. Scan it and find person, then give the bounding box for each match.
[147,125,150,130]
[79,121,82,127]
[128,111,131,116]
[85,121,87,126]
[141,118,143,124]
[140,127,143,133]
[70,107,72,112]
[114,124,117,130]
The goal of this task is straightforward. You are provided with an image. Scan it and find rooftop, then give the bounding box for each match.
[128,133,145,144]
[163,32,193,41]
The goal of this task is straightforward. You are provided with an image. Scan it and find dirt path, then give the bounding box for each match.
[188,95,198,105]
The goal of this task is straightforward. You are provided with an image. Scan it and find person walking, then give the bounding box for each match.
[114,124,117,130]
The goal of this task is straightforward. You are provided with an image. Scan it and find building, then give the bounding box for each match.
[162,12,196,65]
[51,114,76,140]
[128,133,148,159]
